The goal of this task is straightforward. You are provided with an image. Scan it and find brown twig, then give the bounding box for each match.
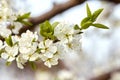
[19,0,85,34]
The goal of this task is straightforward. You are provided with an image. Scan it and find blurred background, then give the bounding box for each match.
[0,0,120,80]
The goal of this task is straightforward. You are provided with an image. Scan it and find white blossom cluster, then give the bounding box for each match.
[0,0,26,36]
[0,0,82,69]
[0,22,82,69]
[0,0,107,70]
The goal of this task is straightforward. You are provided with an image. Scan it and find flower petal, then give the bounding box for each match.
[45,39,52,47]
[1,53,9,59]
[29,53,39,61]
[7,56,15,62]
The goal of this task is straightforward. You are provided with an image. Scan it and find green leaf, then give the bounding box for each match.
[81,21,92,29]
[40,20,56,39]
[5,35,13,47]
[16,12,32,26]
[86,3,92,17]
[41,21,53,32]
[92,9,103,22]
[81,17,90,27]
[20,20,32,26]
[92,23,109,29]
[17,12,31,21]
[74,24,80,30]
[29,62,37,70]
[52,22,59,29]
[6,62,12,66]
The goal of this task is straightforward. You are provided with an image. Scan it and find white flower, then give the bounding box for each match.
[11,35,20,44]
[20,30,38,43]
[19,42,39,61]
[66,34,82,54]
[19,30,38,53]
[44,58,58,68]
[0,25,11,38]
[40,54,58,68]
[54,42,67,59]
[12,22,23,34]
[54,22,74,43]
[1,45,18,62]
[16,54,27,69]
[19,42,37,54]
[38,39,57,58]
[29,52,40,61]
[19,30,38,48]
[19,30,39,61]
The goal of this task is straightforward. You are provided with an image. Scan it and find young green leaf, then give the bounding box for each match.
[52,22,59,29]
[81,21,92,29]
[86,3,92,17]
[81,17,90,27]
[74,24,80,30]
[44,21,53,32]
[5,35,13,47]
[40,20,56,39]
[92,23,109,29]
[20,20,32,26]
[17,12,31,21]
[92,9,103,22]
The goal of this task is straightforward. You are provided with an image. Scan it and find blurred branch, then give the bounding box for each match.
[19,0,85,34]
[91,68,120,80]
[108,0,120,4]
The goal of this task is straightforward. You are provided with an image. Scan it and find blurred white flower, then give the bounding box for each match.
[1,45,18,62]
[54,42,67,59]
[38,39,57,58]
[57,70,76,80]
[54,22,74,43]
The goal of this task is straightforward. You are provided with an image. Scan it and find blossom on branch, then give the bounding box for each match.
[0,1,109,69]
[54,22,74,43]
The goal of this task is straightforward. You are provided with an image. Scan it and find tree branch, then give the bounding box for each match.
[19,0,85,34]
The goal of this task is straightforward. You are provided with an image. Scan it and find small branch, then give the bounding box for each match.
[19,0,85,34]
